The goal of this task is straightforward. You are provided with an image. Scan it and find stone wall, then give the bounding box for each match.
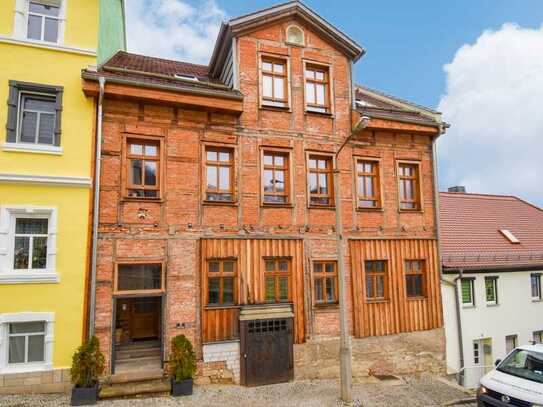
[201,341,240,384]
[0,368,71,394]
[294,328,446,380]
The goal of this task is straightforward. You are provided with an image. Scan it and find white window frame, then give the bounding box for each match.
[533,331,543,344]
[485,276,498,306]
[0,206,58,284]
[0,312,54,374]
[460,278,475,307]
[16,91,57,145]
[13,0,67,45]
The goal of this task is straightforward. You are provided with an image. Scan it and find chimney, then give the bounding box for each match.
[448,186,466,193]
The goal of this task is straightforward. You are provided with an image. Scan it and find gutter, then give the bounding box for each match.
[88,76,105,337]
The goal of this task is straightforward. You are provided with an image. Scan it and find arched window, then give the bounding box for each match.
[286,25,304,46]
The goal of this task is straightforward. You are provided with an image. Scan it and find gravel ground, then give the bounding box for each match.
[0,377,475,407]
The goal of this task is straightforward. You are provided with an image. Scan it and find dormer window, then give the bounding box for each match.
[174,74,199,82]
[286,25,304,46]
[27,1,60,43]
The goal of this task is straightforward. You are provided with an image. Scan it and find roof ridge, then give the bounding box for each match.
[356,84,439,114]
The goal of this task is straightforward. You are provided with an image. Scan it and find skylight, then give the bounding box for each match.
[499,229,520,244]
[355,100,374,108]
[175,74,198,81]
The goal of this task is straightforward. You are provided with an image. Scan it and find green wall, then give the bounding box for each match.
[98,0,126,65]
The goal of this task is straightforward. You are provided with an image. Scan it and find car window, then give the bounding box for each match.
[498,349,543,384]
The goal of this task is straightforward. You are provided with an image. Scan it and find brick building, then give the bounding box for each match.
[82,1,448,385]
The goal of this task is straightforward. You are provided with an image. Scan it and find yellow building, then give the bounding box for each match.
[0,0,124,393]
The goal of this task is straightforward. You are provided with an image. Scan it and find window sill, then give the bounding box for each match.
[305,109,333,117]
[399,209,424,214]
[356,207,384,212]
[202,200,238,207]
[532,298,542,303]
[122,196,163,203]
[3,142,62,155]
[313,302,339,311]
[461,304,475,309]
[0,271,59,284]
[0,35,96,56]
[261,203,293,208]
[0,362,53,375]
[406,296,427,301]
[205,304,241,310]
[366,299,390,304]
[308,204,336,210]
[260,104,291,112]
[486,302,499,307]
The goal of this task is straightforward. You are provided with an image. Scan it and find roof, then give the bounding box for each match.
[439,192,543,271]
[355,85,444,129]
[209,1,365,77]
[82,51,243,100]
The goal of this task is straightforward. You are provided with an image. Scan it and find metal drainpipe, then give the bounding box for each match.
[442,269,465,385]
[89,76,106,337]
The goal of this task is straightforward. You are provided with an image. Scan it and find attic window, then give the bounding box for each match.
[175,74,198,81]
[500,229,520,244]
[286,25,304,46]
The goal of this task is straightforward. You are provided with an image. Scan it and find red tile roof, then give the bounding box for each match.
[439,192,543,271]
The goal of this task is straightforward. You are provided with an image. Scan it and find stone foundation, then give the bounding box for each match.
[0,368,71,394]
[295,328,446,380]
[196,341,240,385]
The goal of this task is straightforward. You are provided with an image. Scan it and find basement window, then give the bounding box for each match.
[499,229,520,244]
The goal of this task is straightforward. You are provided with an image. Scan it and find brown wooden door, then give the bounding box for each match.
[130,298,159,340]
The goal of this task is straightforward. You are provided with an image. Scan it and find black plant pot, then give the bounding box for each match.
[70,382,99,406]
[171,377,193,396]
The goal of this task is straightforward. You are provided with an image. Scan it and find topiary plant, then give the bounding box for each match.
[169,335,196,382]
[70,336,105,388]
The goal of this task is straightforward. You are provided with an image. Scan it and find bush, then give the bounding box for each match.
[70,336,105,388]
[169,335,196,382]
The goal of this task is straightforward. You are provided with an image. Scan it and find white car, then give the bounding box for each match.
[477,343,543,406]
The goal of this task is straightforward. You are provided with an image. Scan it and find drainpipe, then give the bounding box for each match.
[442,269,465,385]
[89,76,106,337]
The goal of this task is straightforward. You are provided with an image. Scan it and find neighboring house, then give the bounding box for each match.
[0,0,125,394]
[82,1,448,389]
[440,188,543,388]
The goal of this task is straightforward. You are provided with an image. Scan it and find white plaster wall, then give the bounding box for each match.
[202,341,240,383]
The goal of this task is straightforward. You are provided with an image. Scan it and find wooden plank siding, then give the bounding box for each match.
[349,239,443,338]
[200,238,305,344]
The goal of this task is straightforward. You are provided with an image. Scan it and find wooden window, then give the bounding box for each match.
[356,159,381,209]
[207,259,236,305]
[313,261,338,305]
[261,57,288,108]
[126,139,160,199]
[461,278,475,306]
[531,274,542,300]
[305,64,330,113]
[364,260,387,301]
[115,263,164,294]
[264,258,291,303]
[205,147,234,202]
[405,260,425,298]
[485,276,498,305]
[398,162,421,210]
[262,150,289,204]
[308,154,334,206]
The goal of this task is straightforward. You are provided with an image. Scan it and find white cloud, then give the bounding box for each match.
[125,0,227,65]
[437,23,543,206]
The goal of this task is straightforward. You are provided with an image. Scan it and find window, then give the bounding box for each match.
[264,258,291,303]
[205,147,234,202]
[261,57,288,108]
[308,155,334,206]
[405,260,425,298]
[262,150,290,204]
[505,335,517,354]
[532,274,542,300]
[116,264,163,294]
[398,162,421,211]
[461,278,475,306]
[499,229,520,244]
[364,260,387,301]
[485,276,498,305]
[305,64,330,113]
[286,25,304,45]
[126,139,160,199]
[207,259,236,305]
[27,1,60,43]
[13,218,48,270]
[313,261,338,305]
[533,331,543,343]
[8,322,45,365]
[473,342,480,364]
[356,159,381,209]
[6,81,63,148]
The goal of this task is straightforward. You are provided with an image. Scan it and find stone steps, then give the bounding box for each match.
[107,369,164,385]
[100,378,170,399]
[116,347,161,360]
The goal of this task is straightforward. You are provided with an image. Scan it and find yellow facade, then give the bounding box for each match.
[0,0,99,376]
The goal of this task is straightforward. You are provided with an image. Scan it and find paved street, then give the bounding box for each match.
[0,377,475,407]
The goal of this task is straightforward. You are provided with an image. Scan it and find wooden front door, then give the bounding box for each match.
[130,297,160,340]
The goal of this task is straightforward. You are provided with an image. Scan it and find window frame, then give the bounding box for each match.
[306,152,335,208]
[460,277,475,307]
[485,276,498,305]
[364,260,388,302]
[397,161,422,212]
[12,216,49,271]
[114,261,166,296]
[531,273,542,301]
[124,137,162,200]
[202,143,237,205]
[533,331,543,344]
[259,54,290,109]
[505,334,517,354]
[285,24,305,46]
[312,260,339,306]
[260,147,292,206]
[404,259,426,299]
[263,257,292,303]
[354,157,382,210]
[205,258,238,307]
[303,60,333,115]
[26,0,61,43]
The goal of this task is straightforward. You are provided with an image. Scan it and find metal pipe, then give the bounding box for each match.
[88,76,106,337]
[442,269,465,385]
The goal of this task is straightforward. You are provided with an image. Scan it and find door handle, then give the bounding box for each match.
[243,353,247,358]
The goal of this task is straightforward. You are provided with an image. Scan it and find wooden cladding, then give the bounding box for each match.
[349,239,442,338]
[201,238,305,344]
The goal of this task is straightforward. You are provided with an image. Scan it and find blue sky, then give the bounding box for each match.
[126,1,543,206]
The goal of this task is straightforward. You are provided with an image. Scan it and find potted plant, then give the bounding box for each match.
[70,335,105,406]
[169,334,196,396]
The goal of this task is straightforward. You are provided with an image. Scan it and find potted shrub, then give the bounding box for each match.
[70,335,105,406]
[169,334,196,396]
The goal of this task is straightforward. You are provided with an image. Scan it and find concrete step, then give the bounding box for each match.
[100,378,170,399]
[114,357,163,374]
[116,347,161,360]
[107,369,164,385]
[116,340,160,351]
